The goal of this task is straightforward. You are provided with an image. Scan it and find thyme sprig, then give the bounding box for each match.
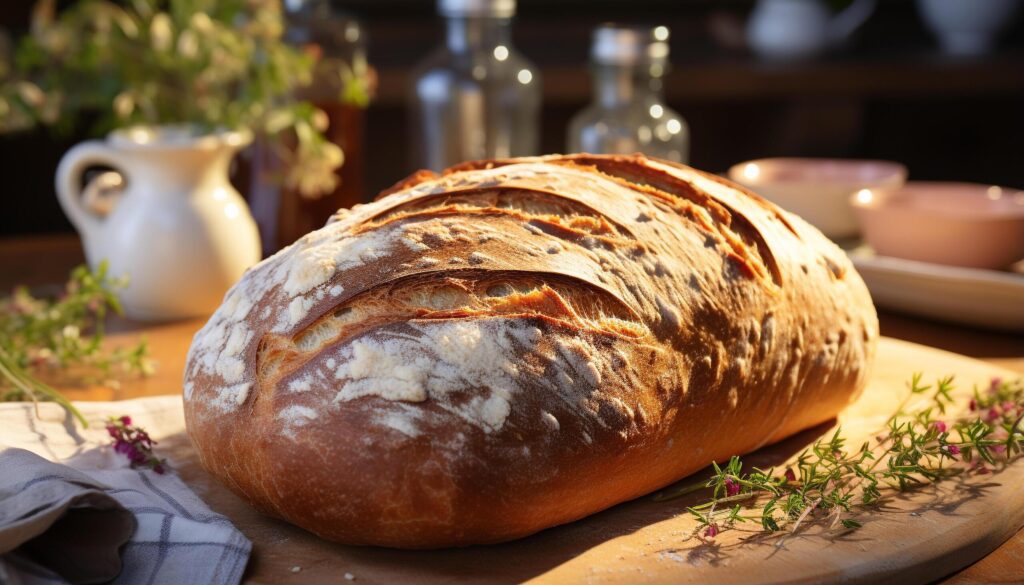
[0,262,154,426]
[657,374,1024,540]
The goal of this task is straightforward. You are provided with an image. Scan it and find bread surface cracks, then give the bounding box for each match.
[257,185,653,387]
[446,157,788,287]
[257,273,645,387]
[359,187,636,243]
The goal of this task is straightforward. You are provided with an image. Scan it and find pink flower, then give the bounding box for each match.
[969,398,978,412]
[724,478,740,497]
[990,378,1003,393]
[1002,401,1016,414]
[992,444,1006,454]
[784,468,797,483]
[106,415,164,474]
[933,421,948,433]
[986,408,1001,422]
[704,524,719,538]
[945,444,961,457]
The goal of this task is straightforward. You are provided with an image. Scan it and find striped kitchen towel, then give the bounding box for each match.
[0,397,250,585]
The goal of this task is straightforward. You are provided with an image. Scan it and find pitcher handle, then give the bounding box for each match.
[55,140,123,244]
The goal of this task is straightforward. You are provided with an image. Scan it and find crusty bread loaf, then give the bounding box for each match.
[183,154,877,548]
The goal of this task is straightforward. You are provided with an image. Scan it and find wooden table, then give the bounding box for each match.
[3,234,1023,584]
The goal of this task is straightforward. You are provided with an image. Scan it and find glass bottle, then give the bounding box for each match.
[248,0,371,255]
[409,0,540,171]
[568,24,690,163]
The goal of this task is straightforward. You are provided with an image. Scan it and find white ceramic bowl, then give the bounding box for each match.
[728,158,907,239]
[917,0,1021,56]
[851,182,1024,270]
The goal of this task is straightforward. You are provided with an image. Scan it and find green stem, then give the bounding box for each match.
[0,350,87,428]
[653,481,707,502]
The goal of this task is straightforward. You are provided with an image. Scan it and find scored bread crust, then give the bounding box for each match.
[183,154,877,548]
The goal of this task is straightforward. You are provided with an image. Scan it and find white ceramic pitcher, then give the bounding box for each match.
[56,125,261,321]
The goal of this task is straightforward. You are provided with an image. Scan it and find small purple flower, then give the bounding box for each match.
[933,421,948,433]
[990,378,1003,394]
[724,478,740,497]
[987,408,1001,422]
[784,468,797,483]
[969,398,978,412]
[106,415,165,474]
[945,445,961,457]
[704,524,719,538]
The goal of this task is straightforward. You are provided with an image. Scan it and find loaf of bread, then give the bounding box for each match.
[184,154,877,548]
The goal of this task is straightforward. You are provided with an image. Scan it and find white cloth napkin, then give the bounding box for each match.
[0,397,250,585]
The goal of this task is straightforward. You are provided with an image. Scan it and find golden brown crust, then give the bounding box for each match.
[183,154,877,548]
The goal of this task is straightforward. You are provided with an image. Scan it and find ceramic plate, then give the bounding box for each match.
[848,246,1024,332]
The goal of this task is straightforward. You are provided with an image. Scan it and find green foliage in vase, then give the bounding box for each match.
[0,0,364,198]
[0,262,153,426]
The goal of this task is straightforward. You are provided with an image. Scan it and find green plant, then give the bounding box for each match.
[0,0,364,197]
[0,262,153,426]
[656,375,1024,540]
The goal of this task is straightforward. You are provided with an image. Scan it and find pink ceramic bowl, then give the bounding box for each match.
[851,182,1024,270]
[728,158,907,239]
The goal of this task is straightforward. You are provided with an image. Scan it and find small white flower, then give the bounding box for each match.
[113,92,134,119]
[149,13,173,52]
[177,30,198,59]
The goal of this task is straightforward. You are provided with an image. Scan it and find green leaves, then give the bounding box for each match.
[0,0,365,198]
[676,375,1024,541]
[0,261,154,425]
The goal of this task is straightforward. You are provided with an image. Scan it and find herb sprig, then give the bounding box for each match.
[0,262,153,426]
[656,375,1024,540]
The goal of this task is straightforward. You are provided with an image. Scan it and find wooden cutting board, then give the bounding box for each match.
[156,337,1022,585]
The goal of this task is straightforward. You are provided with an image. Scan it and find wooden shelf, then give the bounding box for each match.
[373,53,1024,105]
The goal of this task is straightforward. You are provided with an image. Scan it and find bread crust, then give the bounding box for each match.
[183,154,877,548]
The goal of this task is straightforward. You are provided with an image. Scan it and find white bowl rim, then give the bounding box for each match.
[850,180,1024,221]
[728,157,908,187]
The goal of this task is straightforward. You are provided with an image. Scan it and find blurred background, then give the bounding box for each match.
[2,0,1023,239]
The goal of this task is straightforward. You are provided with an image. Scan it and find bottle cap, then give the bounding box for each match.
[438,0,516,18]
[591,24,670,66]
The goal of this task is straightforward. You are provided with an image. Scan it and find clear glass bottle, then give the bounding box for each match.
[409,0,540,171]
[568,25,690,163]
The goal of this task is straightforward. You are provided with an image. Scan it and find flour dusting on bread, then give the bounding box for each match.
[331,320,535,433]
